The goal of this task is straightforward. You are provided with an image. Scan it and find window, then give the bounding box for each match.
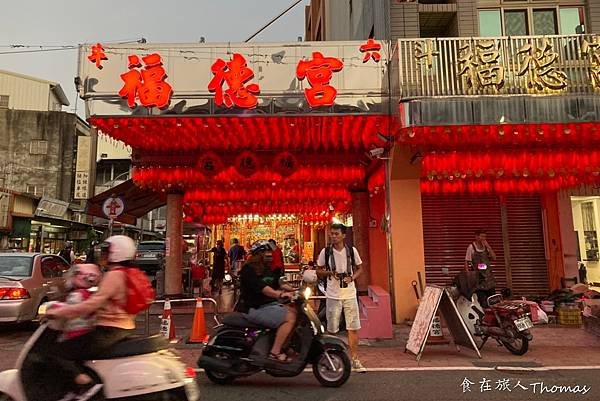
[26,185,44,196]
[0,95,8,109]
[41,256,69,278]
[560,7,585,34]
[479,10,502,37]
[505,10,528,36]
[533,9,557,35]
[29,140,48,155]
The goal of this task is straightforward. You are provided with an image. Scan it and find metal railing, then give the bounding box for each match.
[395,34,600,99]
[142,297,220,336]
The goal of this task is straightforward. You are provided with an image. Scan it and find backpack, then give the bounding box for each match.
[321,245,356,291]
[115,266,155,314]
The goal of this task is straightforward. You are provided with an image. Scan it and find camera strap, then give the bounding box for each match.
[326,244,354,275]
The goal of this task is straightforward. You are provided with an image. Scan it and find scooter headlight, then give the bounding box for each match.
[303,287,312,299]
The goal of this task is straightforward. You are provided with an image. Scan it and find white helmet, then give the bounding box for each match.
[303,269,318,284]
[104,235,136,263]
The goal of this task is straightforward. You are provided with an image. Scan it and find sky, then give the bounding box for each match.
[0,0,309,114]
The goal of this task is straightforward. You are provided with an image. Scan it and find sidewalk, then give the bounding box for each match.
[157,316,600,369]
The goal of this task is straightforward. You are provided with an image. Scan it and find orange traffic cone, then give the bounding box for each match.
[160,299,177,342]
[427,315,450,345]
[188,297,207,343]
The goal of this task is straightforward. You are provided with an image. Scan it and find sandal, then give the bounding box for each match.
[268,352,292,363]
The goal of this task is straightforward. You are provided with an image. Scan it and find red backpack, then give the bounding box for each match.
[115,266,155,314]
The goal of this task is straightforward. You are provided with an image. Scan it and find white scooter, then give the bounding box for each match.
[0,303,200,401]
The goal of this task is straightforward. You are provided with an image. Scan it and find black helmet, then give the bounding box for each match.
[250,240,276,255]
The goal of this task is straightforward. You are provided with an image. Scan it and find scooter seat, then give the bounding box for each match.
[222,312,264,329]
[96,335,171,359]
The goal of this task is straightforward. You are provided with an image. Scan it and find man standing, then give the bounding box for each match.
[465,229,497,307]
[268,239,284,274]
[58,241,75,264]
[210,240,228,294]
[316,223,366,373]
[228,238,246,276]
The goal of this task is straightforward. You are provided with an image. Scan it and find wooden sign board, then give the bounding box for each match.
[406,285,481,361]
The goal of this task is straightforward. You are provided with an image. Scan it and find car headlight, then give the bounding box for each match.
[303,287,312,299]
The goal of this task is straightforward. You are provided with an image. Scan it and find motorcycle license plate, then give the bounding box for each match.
[514,317,533,331]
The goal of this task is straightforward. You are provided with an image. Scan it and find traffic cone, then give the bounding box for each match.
[160,299,177,342]
[187,297,207,343]
[427,315,450,345]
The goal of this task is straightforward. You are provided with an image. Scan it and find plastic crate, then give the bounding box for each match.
[557,308,582,326]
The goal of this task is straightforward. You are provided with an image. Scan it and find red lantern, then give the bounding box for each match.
[235,151,260,177]
[273,152,298,177]
[197,151,224,177]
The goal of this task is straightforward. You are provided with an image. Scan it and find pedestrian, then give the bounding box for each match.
[316,223,366,373]
[465,228,497,307]
[228,238,246,276]
[210,240,227,294]
[268,239,284,274]
[58,241,76,264]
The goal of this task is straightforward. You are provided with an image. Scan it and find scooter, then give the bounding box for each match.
[451,289,534,355]
[0,303,200,401]
[198,276,352,387]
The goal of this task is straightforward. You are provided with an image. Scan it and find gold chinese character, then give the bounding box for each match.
[458,40,505,93]
[582,36,600,90]
[517,38,568,91]
[415,39,439,69]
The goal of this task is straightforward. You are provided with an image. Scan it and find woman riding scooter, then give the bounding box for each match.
[27,235,138,401]
[239,240,297,362]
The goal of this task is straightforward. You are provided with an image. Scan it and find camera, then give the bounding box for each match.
[336,273,351,288]
[368,148,385,158]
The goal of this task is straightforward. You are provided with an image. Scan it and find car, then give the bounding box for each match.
[0,253,69,323]
[135,241,165,275]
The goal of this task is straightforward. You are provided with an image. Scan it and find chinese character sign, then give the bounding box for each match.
[208,53,260,109]
[296,52,344,108]
[88,43,107,69]
[582,36,600,90]
[118,53,173,109]
[359,38,381,63]
[415,39,439,69]
[517,38,568,91]
[458,40,505,92]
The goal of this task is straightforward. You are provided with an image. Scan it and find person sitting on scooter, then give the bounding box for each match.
[42,235,138,400]
[239,239,297,363]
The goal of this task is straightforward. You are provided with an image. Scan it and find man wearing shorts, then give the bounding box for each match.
[317,223,366,373]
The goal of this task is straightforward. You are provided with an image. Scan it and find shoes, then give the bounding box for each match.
[351,358,367,373]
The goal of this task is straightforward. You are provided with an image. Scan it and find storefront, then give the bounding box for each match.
[77,34,600,322]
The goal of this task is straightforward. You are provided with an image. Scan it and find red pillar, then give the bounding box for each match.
[165,192,183,295]
[352,190,371,291]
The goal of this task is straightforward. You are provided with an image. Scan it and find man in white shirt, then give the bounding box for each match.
[316,223,366,373]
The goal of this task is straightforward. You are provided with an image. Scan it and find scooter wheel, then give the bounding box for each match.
[205,369,235,385]
[501,335,529,356]
[312,349,351,387]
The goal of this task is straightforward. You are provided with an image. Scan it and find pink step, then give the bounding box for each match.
[357,286,393,340]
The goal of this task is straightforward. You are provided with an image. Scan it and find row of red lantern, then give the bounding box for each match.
[399,123,600,150]
[420,176,592,194]
[185,201,350,216]
[422,150,600,179]
[368,166,385,192]
[132,165,366,189]
[91,115,386,152]
[184,212,336,225]
[184,187,352,203]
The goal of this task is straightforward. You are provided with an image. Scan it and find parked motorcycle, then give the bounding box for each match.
[451,288,534,355]
[0,303,200,401]
[198,277,352,387]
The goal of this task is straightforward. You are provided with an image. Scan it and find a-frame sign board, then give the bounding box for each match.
[405,285,481,361]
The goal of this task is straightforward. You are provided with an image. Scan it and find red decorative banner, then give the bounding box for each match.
[235,151,260,177]
[296,52,344,108]
[118,53,173,109]
[208,53,260,109]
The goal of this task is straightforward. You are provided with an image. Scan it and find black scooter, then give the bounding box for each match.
[198,278,352,387]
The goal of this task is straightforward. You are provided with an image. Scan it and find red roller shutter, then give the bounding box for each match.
[505,195,549,297]
[421,195,507,289]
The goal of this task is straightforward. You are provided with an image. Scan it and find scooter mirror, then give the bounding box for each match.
[279,276,288,287]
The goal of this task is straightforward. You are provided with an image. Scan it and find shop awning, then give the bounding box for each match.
[86,179,165,225]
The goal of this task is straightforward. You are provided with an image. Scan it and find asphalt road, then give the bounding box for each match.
[197,369,599,401]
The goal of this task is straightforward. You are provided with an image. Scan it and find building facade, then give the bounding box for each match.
[305,0,600,322]
[0,70,96,253]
